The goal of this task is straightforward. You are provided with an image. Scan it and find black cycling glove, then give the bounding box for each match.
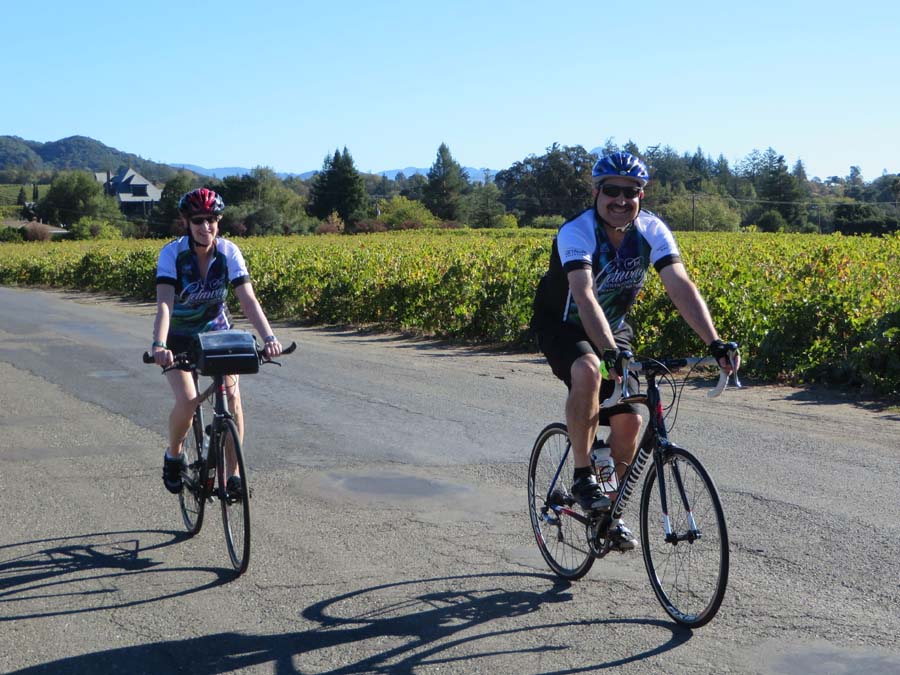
[708,339,738,360]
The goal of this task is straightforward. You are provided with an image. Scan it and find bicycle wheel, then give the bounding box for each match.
[217,418,251,575]
[640,447,728,627]
[179,412,206,535]
[528,423,594,580]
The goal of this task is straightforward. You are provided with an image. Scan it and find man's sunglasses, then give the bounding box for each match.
[599,185,642,199]
[190,215,220,225]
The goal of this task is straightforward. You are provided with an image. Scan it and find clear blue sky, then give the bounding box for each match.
[3,0,898,182]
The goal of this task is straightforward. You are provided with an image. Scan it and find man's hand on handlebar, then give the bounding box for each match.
[708,339,740,375]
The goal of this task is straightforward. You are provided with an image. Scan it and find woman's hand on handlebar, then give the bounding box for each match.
[153,345,174,368]
[262,336,283,360]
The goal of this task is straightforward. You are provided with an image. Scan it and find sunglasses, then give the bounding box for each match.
[190,215,220,225]
[599,184,642,199]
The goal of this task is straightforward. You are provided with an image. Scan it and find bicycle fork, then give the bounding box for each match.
[656,451,702,544]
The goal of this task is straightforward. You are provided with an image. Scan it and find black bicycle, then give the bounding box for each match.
[528,345,741,627]
[144,331,296,575]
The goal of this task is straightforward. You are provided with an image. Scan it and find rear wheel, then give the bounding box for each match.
[640,447,728,627]
[179,412,206,535]
[527,423,594,580]
[218,418,250,575]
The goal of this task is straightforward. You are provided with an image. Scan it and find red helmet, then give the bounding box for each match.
[178,188,225,215]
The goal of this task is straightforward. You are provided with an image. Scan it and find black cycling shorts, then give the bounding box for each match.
[535,322,640,424]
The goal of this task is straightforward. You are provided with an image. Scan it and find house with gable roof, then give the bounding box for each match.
[95,167,162,217]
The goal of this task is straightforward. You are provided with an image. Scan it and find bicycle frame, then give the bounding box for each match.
[542,355,732,555]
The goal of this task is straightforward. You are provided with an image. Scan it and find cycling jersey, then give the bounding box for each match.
[155,236,250,336]
[532,208,681,332]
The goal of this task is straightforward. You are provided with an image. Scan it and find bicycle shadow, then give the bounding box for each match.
[0,529,232,622]
[10,571,693,674]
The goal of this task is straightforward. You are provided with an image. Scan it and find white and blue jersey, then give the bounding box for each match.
[155,236,251,336]
[532,208,681,332]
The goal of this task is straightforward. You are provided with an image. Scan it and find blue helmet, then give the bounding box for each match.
[591,152,650,188]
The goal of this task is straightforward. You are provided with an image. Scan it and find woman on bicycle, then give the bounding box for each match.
[531,151,737,550]
[151,187,283,496]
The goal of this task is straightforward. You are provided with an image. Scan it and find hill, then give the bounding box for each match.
[0,135,183,183]
[179,163,494,183]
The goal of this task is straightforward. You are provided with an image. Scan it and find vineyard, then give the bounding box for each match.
[1,229,898,396]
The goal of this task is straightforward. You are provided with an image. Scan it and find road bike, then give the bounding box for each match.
[528,345,740,627]
[144,331,296,575]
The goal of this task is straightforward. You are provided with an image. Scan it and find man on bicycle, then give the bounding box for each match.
[531,151,736,551]
[151,188,283,497]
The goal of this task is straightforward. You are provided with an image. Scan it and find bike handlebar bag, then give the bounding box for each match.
[194,330,259,376]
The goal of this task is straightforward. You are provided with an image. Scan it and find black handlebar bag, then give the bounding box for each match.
[194,330,259,376]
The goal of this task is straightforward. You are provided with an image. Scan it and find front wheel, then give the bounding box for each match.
[640,447,728,628]
[179,412,206,535]
[528,423,594,580]
[217,419,251,575]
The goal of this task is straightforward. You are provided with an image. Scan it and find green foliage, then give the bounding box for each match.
[461,182,508,229]
[36,170,123,226]
[494,143,594,223]
[307,148,368,224]
[2,231,897,397]
[756,209,788,232]
[423,143,470,221]
[530,215,566,229]
[0,226,24,242]
[655,194,741,231]
[376,195,439,229]
[68,217,123,240]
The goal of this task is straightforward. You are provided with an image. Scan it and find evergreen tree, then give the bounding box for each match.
[16,186,27,205]
[423,143,469,221]
[307,148,368,223]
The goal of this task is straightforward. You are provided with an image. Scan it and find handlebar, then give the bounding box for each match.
[143,340,298,369]
[601,346,741,408]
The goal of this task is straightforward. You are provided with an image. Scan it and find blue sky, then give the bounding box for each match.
[3,1,898,182]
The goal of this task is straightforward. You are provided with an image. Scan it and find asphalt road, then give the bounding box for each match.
[1,286,899,674]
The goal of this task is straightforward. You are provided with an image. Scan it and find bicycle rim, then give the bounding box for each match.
[179,414,206,535]
[528,423,594,580]
[640,447,729,627]
[218,419,251,575]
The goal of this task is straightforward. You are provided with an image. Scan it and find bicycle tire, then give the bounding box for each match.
[179,412,206,535]
[640,446,729,627]
[528,423,594,580]
[218,418,251,575]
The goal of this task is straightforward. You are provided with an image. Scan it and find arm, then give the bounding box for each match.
[152,284,175,367]
[233,283,283,358]
[567,268,618,354]
[659,262,739,371]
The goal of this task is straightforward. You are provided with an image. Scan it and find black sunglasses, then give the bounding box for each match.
[190,215,220,225]
[599,184,642,199]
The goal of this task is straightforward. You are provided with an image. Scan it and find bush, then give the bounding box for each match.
[69,217,123,240]
[23,222,53,241]
[0,226,24,242]
[349,219,388,234]
[530,215,565,229]
[756,209,788,233]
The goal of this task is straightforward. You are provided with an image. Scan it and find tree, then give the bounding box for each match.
[422,143,469,221]
[494,143,594,223]
[16,186,26,205]
[36,170,122,226]
[376,195,439,229]
[656,194,741,231]
[307,148,368,224]
[150,171,196,237]
[461,182,508,228]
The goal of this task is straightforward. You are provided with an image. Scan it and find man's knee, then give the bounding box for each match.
[570,354,602,391]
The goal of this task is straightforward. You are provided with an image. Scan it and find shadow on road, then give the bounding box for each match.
[0,529,232,622]
[9,571,692,674]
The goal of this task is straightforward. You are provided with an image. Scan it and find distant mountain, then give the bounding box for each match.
[0,135,184,183]
[178,164,495,183]
[0,134,497,184]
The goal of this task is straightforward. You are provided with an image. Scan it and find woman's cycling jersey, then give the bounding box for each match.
[532,208,681,332]
[155,236,251,336]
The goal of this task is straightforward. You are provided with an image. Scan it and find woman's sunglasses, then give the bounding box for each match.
[599,185,642,199]
[190,215,220,225]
